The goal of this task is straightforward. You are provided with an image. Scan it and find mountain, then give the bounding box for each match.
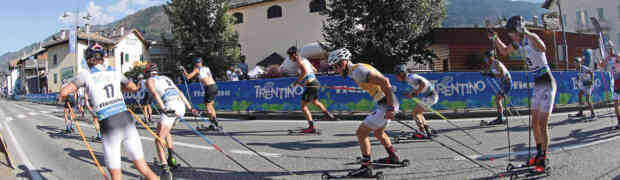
[444,0,548,27]
[92,5,172,40]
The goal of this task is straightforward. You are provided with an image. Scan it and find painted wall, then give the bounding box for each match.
[230,0,327,69]
[114,32,149,73]
[554,0,620,48]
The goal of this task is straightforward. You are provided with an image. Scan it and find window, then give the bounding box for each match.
[598,8,604,19]
[267,5,282,19]
[140,54,143,61]
[309,0,326,13]
[53,73,57,84]
[233,13,243,24]
[121,52,124,65]
[53,54,57,65]
[125,53,129,62]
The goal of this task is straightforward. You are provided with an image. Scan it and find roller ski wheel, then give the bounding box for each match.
[321,170,384,180]
[568,113,584,118]
[320,115,341,121]
[355,157,410,168]
[288,128,321,135]
[582,115,597,122]
[480,118,505,127]
[198,124,222,132]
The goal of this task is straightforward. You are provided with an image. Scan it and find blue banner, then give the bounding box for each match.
[18,71,611,112]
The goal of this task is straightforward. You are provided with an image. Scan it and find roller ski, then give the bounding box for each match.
[393,130,431,144]
[355,156,410,168]
[480,117,505,126]
[320,113,341,121]
[321,166,384,180]
[504,155,551,180]
[288,127,321,135]
[197,124,222,132]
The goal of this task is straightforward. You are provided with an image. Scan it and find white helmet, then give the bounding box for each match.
[328,48,351,66]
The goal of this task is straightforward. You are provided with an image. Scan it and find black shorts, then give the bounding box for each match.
[140,93,152,105]
[64,100,74,108]
[302,81,320,102]
[99,111,135,134]
[204,84,218,103]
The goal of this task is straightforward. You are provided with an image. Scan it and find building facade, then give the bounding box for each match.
[110,29,150,73]
[43,31,115,92]
[229,0,327,69]
[553,0,620,47]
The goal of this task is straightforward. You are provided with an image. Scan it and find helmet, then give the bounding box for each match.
[85,43,104,60]
[193,57,202,64]
[505,16,524,32]
[393,64,407,74]
[328,48,351,66]
[145,64,159,74]
[287,46,298,56]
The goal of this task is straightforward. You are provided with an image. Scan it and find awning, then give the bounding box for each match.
[256,52,284,67]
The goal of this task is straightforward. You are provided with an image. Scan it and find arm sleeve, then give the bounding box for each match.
[120,73,130,86]
[71,73,87,88]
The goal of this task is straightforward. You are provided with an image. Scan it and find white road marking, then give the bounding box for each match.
[39,111,49,114]
[28,112,38,116]
[15,102,617,161]
[3,121,43,180]
[230,150,281,157]
[17,114,26,119]
[6,117,13,122]
[455,134,620,161]
[27,105,284,158]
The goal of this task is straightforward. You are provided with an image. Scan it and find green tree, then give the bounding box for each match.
[321,0,446,72]
[164,0,241,80]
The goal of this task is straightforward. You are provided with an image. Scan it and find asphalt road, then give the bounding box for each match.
[3,99,620,180]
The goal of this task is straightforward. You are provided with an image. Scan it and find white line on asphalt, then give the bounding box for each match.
[28,112,38,116]
[230,150,281,157]
[17,114,26,119]
[26,105,285,158]
[140,137,215,151]
[6,117,13,122]
[39,111,49,114]
[455,133,620,161]
[3,121,43,180]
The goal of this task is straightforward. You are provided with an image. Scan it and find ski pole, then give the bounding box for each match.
[176,116,257,177]
[411,97,483,145]
[392,115,495,174]
[128,108,193,168]
[69,103,108,180]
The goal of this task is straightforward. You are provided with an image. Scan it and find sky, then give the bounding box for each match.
[0,0,165,56]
